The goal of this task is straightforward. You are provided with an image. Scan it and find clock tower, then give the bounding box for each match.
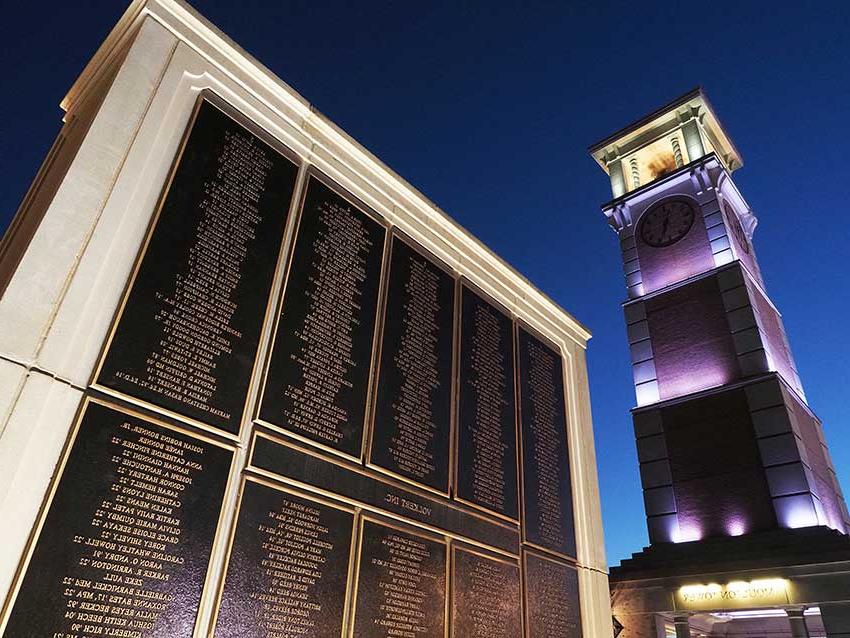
[592,89,850,638]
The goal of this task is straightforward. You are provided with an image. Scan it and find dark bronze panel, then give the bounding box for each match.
[517,326,576,557]
[213,478,354,638]
[2,399,233,638]
[523,551,582,638]
[97,98,299,434]
[250,433,520,555]
[456,284,518,519]
[451,546,522,638]
[352,518,447,638]
[370,235,455,492]
[258,175,386,457]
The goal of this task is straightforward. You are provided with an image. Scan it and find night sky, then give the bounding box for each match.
[1,1,848,566]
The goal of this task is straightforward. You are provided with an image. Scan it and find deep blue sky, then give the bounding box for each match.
[2,1,848,566]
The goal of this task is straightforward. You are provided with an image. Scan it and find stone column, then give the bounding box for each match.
[682,119,704,162]
[673,615,691,638]
[609,159,626,198]
[786,607,810,638]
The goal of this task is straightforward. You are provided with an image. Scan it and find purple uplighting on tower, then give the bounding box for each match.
[589,88,850,545]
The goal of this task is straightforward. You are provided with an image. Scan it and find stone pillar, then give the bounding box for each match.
[786,608,810,638]
[673,616,691,638]
[681,119,704,162]
[822,603,850,638]
[609,159,626,198]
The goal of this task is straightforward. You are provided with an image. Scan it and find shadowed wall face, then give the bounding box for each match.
[634,375,850,544]
[747,278,804,397]
[662,388,777,539]
[634,386,777,543]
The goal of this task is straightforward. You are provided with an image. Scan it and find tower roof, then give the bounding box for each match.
[589,87,743,176]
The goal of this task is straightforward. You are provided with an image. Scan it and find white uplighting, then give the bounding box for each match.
[712,607,820,620]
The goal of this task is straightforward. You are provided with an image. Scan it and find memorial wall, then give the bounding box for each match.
[0,3,609,637]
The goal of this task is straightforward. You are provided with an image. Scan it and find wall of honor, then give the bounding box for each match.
[0,3,610,637]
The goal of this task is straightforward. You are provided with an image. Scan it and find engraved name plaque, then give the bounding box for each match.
[523,551,582,638]
[370,236,455,492]
[250,432,521,555]
[451,546,522,638]
[2,400,233,638]
[456,284,518,519]
[352,518,447,638]
[518,327,577,557]
[258,175,386,457]
[0,19,600,635]
[98,99,299,434]
[213,478,354,638]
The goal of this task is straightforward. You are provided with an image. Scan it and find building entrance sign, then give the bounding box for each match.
[676,579,790,611]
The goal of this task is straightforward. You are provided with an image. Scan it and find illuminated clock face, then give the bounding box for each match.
[639,199,696,247]
[723,202,750,254]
